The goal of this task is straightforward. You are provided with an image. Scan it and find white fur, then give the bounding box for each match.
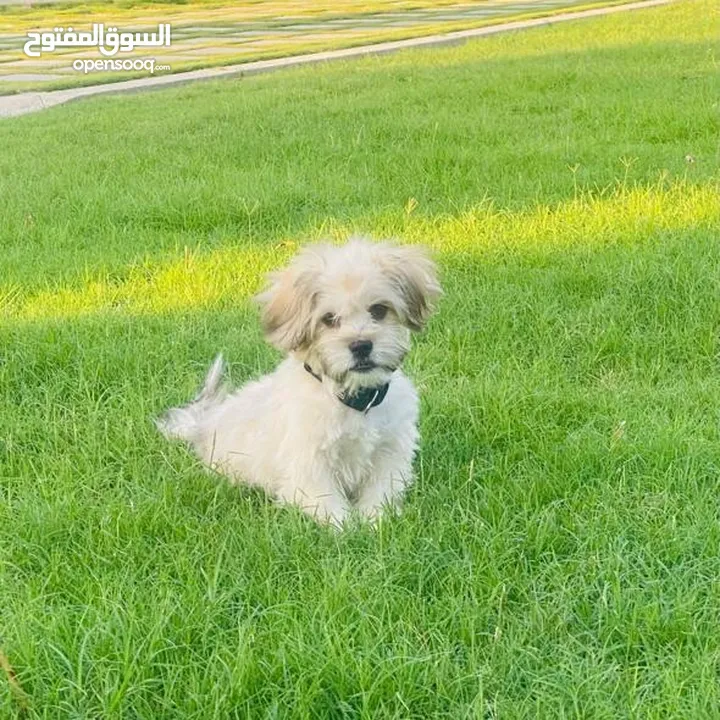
[157,238,440,527]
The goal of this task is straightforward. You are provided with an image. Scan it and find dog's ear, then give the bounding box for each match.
[255,248,324,351]
[378,244,442,331]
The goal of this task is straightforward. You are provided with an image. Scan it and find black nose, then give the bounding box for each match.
[349,339,373,358]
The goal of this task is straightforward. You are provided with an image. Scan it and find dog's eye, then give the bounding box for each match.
[321,312,339,328]
[369,304,388,321]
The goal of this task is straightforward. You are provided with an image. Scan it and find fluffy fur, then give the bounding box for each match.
[157,238,441,526]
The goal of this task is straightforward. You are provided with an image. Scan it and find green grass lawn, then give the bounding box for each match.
[1,0,719,715]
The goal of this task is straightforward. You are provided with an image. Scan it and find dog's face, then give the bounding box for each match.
[256,238,441,392]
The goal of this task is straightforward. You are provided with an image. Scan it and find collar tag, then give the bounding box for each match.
[303,363,389,412]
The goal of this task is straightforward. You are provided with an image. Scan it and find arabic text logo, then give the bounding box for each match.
[23,23,171,58]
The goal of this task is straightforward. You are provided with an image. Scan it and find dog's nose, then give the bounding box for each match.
[349,339,373,358]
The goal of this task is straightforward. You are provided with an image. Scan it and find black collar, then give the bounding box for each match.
[304,363,389,413]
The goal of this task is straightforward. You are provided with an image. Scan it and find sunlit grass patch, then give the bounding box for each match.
[5,245,277,321]
[4,181,718,323]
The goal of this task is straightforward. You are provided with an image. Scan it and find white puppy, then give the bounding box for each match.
[157,238,441,526]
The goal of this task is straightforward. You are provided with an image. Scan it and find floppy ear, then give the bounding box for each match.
[378,244,442,331]
[255,249,324,351]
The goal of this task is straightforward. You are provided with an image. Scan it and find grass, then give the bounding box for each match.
[1,0,719,715]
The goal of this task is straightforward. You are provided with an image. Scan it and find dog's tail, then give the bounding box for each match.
[155,354,227,443]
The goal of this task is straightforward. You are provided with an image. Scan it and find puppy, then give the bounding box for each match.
[157,238,441,526]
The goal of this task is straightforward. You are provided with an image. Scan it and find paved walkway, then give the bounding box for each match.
[0,0,670,119]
